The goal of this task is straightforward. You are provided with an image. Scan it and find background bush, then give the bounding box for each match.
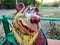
[3,0,16,9]
[18,0,33,6]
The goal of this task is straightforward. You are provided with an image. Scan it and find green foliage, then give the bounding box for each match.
[3,0,16,9]
[47,21,60,39]
[35,1,41,7]
[42,4,50,7]
[42,2,59,7]
[18,0,33,6]
[52,2,59,7]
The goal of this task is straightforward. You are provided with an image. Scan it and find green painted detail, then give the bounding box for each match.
[3,16,60,21]
[2,15,10,37]
[40,18,60,21]
[0,39,7,45]
[40,28,48,45]
[8,20,13,27]
[7,32,17,45]
[56,36,60,40]
[0,17,2,21]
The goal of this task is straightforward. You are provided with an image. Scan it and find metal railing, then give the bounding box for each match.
[0,15,60,36]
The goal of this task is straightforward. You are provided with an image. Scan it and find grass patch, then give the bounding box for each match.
[40,7,60,18]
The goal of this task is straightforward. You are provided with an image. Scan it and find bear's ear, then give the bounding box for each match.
[34,7,39,15]
[16,3,25,11]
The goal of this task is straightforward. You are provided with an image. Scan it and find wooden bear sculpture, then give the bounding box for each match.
[12,3,45,45]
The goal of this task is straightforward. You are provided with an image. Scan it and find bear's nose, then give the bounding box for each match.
[30,15,40,24]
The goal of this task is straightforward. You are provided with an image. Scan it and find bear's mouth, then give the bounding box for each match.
[24,26,34,33]
[18,20,38,36]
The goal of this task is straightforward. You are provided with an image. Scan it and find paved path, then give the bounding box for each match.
[48,39,60,45]
[0,9,16,17]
